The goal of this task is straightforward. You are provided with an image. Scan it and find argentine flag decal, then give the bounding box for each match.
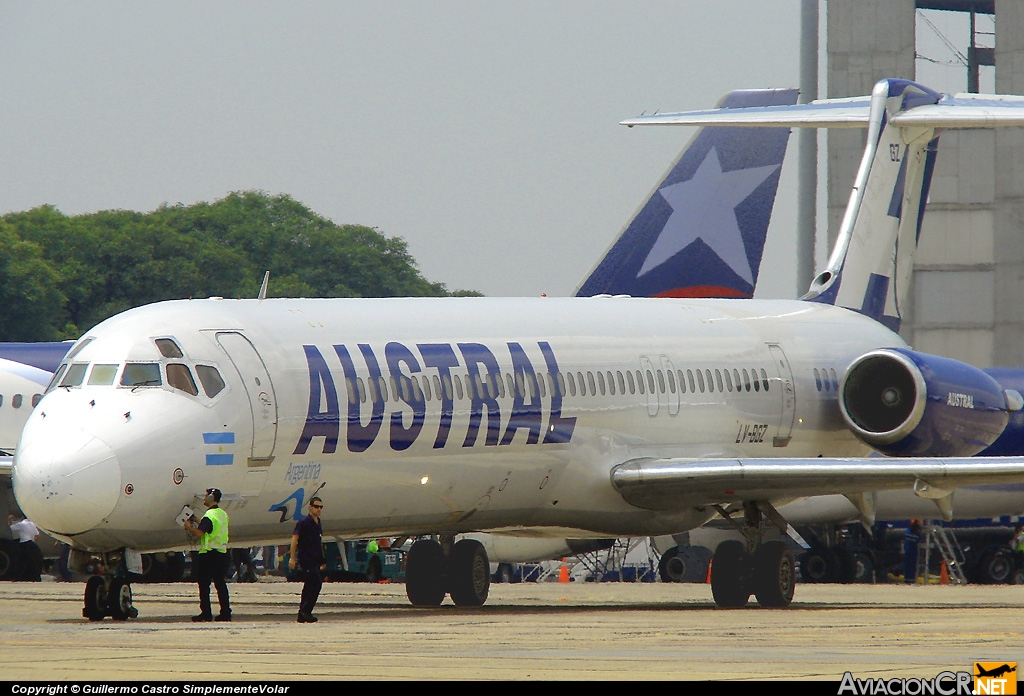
[203,432,235,466]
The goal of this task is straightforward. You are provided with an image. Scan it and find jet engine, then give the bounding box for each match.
[839,348,1014,457]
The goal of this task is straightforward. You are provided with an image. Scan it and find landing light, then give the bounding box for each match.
[420,476,429,485]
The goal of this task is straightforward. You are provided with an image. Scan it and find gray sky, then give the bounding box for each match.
[0,2,983,299]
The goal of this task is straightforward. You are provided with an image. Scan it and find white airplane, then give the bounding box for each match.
[14,78,1024,620]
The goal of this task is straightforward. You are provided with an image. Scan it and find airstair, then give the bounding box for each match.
[918,523,968,585]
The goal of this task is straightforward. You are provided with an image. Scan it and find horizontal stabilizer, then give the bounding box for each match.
[611,456,1024,511]
[623,91,1024,130]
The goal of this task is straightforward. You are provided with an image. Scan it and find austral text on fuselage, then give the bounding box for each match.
[294,341,577,454]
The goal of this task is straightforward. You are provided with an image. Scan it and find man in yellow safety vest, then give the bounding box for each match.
[184,488,232,622]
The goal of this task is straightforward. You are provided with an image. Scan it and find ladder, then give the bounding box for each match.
[919,524,968,585]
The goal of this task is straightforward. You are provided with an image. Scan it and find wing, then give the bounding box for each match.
[611,455,1024,522]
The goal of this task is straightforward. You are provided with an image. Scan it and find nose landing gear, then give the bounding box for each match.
[78,550,139,621]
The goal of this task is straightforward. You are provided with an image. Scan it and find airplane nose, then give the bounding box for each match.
[13,430,121,535]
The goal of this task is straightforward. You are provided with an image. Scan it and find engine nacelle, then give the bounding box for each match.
[839,348,1011,457]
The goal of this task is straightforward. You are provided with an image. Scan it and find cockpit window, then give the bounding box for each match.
[88,364,119,386]
[166,364,199,396]
[196,365,226,398]
[155,338,184,358]
[46,364,68,393]
[120,363,162,387]
[59,363,88,388]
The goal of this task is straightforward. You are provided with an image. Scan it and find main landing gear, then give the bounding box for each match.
[405,535,490,607]
[709,501,797,609]
[76,550,139,621]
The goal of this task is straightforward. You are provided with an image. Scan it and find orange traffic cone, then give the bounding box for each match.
[559,564,570,583]
[940,561,949,585]
[705,559,713,584]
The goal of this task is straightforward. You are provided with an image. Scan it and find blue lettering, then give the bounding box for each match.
[539,341,576,444]
[418,343,460,448]
[293,345,340,455]
[335,344,385,452]
[459,343,502,447]
[500,342,542,445]
[386,342,425,451]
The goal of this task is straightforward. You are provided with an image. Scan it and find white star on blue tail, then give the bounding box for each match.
[638,147,781,283]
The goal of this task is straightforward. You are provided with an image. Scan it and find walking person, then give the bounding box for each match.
[289,496,325,623]
[184,488,231,622]
[8,514,43,581]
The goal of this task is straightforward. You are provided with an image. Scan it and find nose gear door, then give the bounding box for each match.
[216,332,278,463]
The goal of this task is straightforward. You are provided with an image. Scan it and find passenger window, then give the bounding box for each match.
[635,370,645,395]
[626,370,635,394]
[453,375,464,400]
[196,366,226,398]
[831,368,839,391]
[12,394,22,409]
[155,339,184,358]
[166,364,199,396]
[677,370,686,394]
[121,363,161,387]
[421,375,431,401]
[705,369,715,393]
[587,371,596,396]
[577,372,586,397]
[411,376,423,402]
[743,369,751,392]
[597,371,606,396]
[696,369,705,393]
[666,370,675,394]
[617,371,626,395]
[567,372,577,397]
[60,363,88,388]
[687,369,695,393]
[88,364,119,386]
[345,378,358,405]
[0,395,4,407]
[724,370,733,392]
[656,370,665,394]
[761,369,770,392]
[539,373,549,398]
[605,371,614,396]
[31,394,42,407]
[733,370,741,391]
[433,375,443,400]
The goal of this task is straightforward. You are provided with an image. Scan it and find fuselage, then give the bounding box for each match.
[12,296,901,553]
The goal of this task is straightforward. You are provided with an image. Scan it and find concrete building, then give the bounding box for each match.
[825,0,1024,367]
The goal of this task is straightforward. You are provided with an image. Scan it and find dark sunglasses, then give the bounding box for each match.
[310,503,323,509]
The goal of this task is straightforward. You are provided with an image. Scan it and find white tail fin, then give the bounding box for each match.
[622,78,1024,328]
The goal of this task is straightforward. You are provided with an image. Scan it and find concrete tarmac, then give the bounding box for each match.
[1,578,1022,681]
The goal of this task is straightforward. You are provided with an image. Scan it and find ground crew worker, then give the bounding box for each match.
[184,488,231,622]
[8,514,43,581]
[289,496,325,623]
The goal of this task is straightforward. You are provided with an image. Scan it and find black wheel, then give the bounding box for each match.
[493,563,514,583]
[365,556,382,583]
[658,547,685,583]
[163,553,186,583]
[83,576,108,621]
[753,541,796,608]
[405,539,447,607]
[711,540,752,608]
[448,539,490,607]
[0,540,16,580]
[799,549,839,583]
[841,552,874,584]
[979,549,1013,584]
[108,577,134,620]
[1012,568,1024,585]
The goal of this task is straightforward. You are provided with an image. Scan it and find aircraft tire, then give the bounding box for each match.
[108,577,135,620]
[753,541,796,608]
[658,547,685,583]
[365,556,382,583]
[799,549,839,583]
[842,551,874,584]
[710,540,751,608]
[493,563,515,583]
[448,538,490,607]
[0,540,17,580]
[978,549,1013,584]
[83,576,108,621]
[406,539,446,607]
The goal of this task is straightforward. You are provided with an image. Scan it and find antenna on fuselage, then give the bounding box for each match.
[257,271,270,300]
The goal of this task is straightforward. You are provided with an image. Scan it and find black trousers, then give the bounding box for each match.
[299,564,322,615]
[196,551,231,616]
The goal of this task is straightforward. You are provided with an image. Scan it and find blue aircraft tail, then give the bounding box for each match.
[576,88,798,298]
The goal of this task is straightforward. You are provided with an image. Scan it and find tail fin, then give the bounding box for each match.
[576,88,798,298]
[803,80,941,331]
[623,78,1024,329]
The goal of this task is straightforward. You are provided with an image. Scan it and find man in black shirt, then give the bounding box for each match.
[289,496,325,623]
